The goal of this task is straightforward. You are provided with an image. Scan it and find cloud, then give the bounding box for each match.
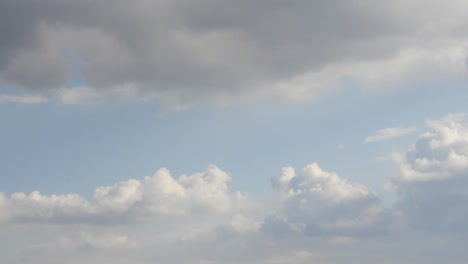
[31,231,136,252]
[3,159,468,263]
[56,84,154,106]
[214,214,262,241]
[0,165,251,224]
[264,163,389,238]
[1,0,467,108]
[389,114,468,232]
[391,114,468,182]
[0,94,47,104]
[0,162,391,241]
[365,126,417,143]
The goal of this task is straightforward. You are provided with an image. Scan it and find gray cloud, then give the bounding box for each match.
[1,0,467,107]
[390,114,468,232]
[0,93,47,104]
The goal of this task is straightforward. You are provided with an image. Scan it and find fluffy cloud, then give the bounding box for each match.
[3,159,468,263]
[0,162,390,242]
[1,1,467,108]
[0,165,250,224]
[389,114,468,232]
[264,163,388,238]
[365,126,417,143]
[391,114,468,182]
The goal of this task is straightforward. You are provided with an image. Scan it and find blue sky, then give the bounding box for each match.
[2,79,467,198]
[1,1,468,263]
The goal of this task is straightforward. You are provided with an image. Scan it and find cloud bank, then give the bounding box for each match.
[1,0,467,107]
[0,165,250,224]
[4,111,468,263]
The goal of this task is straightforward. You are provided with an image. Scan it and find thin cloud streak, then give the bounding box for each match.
[0,94,48,104]
[365,126,417,143]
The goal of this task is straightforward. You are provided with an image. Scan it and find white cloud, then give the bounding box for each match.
[265,163,388,237]
[365,126,418,143]
[215,214,261,240]
[56,84,154,106]
[0,94,47,104]
[391,114,468,182]
[273,163,373,201]
[0,165,251,224]
[388,113,468,232]
[3,159,468,263]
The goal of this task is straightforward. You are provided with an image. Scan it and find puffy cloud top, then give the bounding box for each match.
[266,163,386,237]
[0,165,249,224]
[390,114,468,232]
[273,163,372,202]
[394,114,468,182]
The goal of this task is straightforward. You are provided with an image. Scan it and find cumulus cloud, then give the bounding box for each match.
[0,163,391,241]
[389,114,468,232]
[3,159,468,263]
[264,163,388,238]
[214,214,261,241]
[365,126,417,143]
[1,0,467,108]
[391,114,468,182]
[0,165,250,224]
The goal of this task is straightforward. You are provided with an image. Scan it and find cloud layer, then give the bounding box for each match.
[1,0,467,107]
[3,124,468,264]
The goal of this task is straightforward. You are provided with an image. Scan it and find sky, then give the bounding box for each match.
[1,0,468,263]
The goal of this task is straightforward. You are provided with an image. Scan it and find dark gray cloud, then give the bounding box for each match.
[1,0,467,107]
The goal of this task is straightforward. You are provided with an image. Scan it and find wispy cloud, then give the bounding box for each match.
[0,94,47,104]
[364,126,417,143]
